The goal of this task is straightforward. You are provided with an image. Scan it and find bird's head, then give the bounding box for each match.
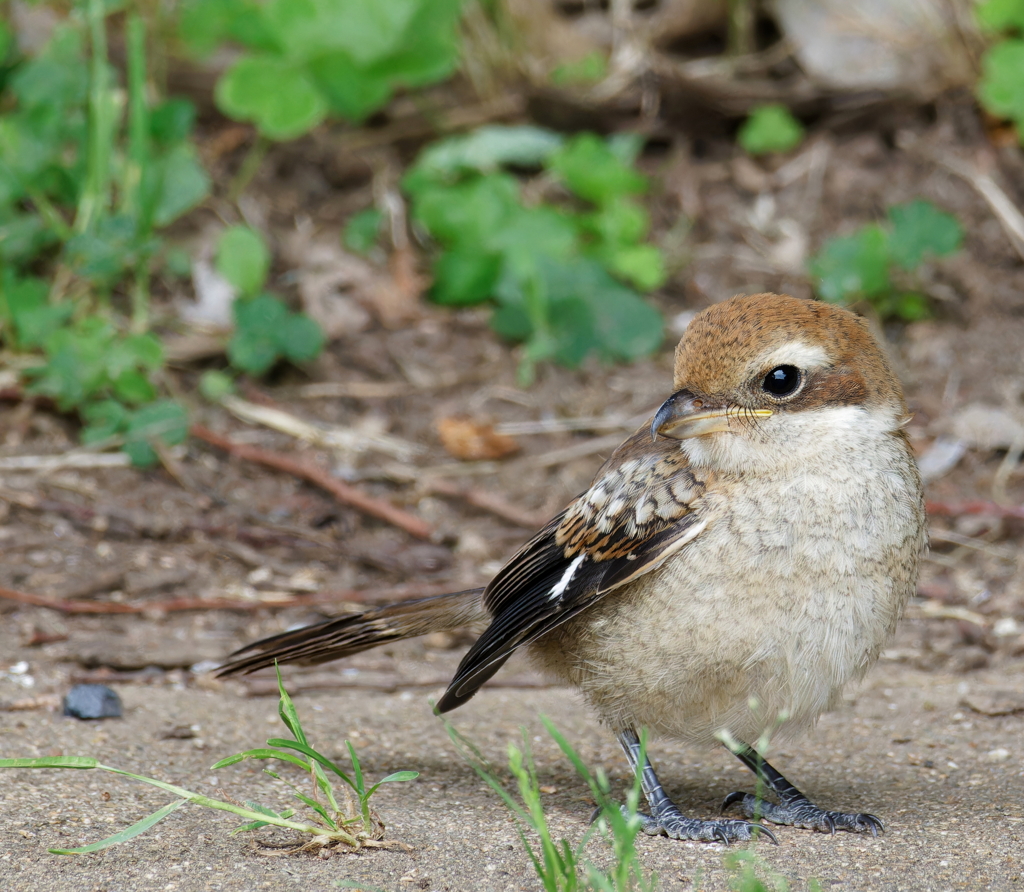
[652,293,909,474]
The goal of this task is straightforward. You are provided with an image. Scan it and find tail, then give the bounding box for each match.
[216,588,488,677]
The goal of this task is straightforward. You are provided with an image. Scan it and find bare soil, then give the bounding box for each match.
[1,108,1023,891]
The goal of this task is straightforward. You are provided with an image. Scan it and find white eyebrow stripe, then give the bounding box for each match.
[759,341,830,370]
[549,554,586,600]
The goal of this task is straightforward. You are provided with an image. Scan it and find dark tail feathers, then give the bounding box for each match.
[217,588,487,677]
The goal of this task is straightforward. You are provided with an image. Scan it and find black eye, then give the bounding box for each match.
[762,365,802,397]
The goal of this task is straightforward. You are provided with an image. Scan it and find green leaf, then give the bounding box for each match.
[229,293,290,374]
[888,291,932,321]
[10,27,88,111]
[50,799,188,855]
[65,216,150,286]
[365,0,463,89]
[217,226,270,297]
[343,208,384,254]
[307,50,393,122]
[123,400,189,467]
[738,104,805,155]
[809,224,891,303]
[162,246,193,278]
[0,19,12,63]
[605,244,667,291]
[147,143,211,227]
[887,200,963,270]
[29,318,117,410]
[177,0,279,56]
[430,249,502,305]
[558,260,663,363]
[2,276,72,349]
[550,52,608,86]
[149,99,197,147]
[113,370,157,405]
[408,173,520,244]
[215,55,327,140]
[228,331,279,376]
[582,197,650,248]
[81,399,130,443]
[490,205,579,281]
[267,0,422,67]
[121,333,165,370]
[409,126,564,179]
[548,133,647,205]
[976,0,1024,33]
[276,313,324,363]
[199,370,236,401]
[978,39,1024,140]
[495,258,662,367]
[0,213,61,265]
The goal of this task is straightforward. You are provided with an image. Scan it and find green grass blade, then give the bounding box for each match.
[77,0,117,234]
[275,662,308,746]
[346,740,365,794]
[211,748,310,771]
[49,798,187,854]
[93,763,320,833]
[265,738,354,788]
[439,715,532,824]
[0,757,98,770]
[364,770,419,798]
[122,13,149,227]
[290,790,337,830]
[232,819,271,833]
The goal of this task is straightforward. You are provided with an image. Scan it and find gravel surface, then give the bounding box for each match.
[2,642,1022,892]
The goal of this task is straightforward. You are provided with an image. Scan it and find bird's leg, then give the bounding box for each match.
[615,730,777,844]
[723,744,883,836]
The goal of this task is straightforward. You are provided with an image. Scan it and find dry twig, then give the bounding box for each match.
[190,424,433,540]
[0,582,456,615]
[422,478,550,529]
[926,499,1024,521]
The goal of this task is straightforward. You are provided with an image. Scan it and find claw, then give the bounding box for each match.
[751,824,780,846]
[821,813,836,836]
[714,827,731,845]
[862,814,884,837]
[722,791,747,812]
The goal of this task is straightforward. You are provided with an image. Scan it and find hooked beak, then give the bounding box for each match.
[651,390,772,441]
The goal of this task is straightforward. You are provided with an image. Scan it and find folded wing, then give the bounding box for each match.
[437,427,708,711]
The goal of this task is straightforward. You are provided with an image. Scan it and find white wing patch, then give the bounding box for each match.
[548,554,586,601]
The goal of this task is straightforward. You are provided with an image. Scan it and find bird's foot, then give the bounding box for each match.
[621,803,778,844]
[722,792,883,836]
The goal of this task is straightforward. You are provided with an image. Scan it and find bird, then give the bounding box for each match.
[219,292,926,844]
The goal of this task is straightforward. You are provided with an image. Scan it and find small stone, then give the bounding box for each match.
[985,748,1011,762]
[993,617,1020,637]
[62,684,122,720]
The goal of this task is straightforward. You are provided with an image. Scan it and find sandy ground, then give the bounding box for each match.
[2,635,1022,892]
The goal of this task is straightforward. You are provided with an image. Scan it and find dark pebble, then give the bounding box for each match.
[62,684,123,720]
